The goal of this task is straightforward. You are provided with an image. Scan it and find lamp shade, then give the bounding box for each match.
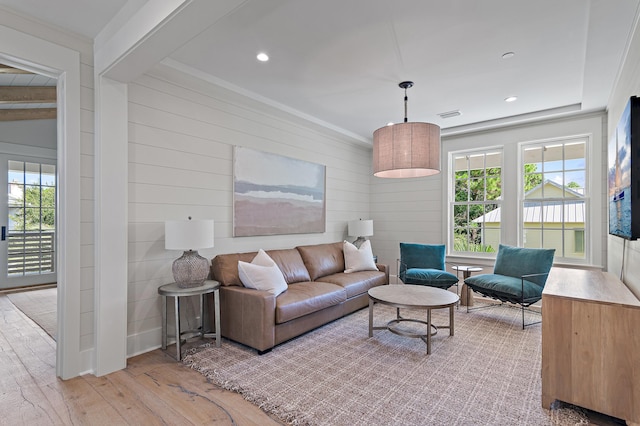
[348,219,374,237]
[165,219,214,250]
[373,122,440,178]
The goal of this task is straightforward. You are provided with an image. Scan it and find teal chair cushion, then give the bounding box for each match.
[399,243,446,271]
[399,243,458,289]
[403,268,459,289]
[493,244,555,287]
[465,273,543,301]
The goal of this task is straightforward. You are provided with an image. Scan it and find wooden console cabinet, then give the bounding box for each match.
[542,268,640,425]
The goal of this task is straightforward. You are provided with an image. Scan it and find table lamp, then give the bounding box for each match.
[348,219,373,248]
[165,217,214,288]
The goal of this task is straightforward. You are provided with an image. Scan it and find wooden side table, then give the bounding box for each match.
[158,280,221,361]
[451,266,483,306]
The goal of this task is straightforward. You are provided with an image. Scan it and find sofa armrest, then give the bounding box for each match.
[376,263,390,285]
[220,286,277,352]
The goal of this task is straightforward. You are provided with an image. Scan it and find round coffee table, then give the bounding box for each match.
[368,285,459,354]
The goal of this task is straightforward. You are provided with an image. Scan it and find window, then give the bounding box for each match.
[521,138,587,261]
[7,160,56,276]
[451,150,502,253]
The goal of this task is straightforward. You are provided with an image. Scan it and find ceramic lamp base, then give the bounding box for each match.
[352,236,367,248]
[172,250,209,288]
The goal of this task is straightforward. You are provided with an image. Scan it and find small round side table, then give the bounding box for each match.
[451,266,483,307]
[158,280,221,361]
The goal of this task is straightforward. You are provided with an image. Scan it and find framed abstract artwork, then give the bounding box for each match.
[233,146,326,236]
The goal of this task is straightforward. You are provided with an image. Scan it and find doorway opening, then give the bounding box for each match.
[0,63,58,346]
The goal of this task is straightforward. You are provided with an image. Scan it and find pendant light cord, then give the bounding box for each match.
[404,89,408,123]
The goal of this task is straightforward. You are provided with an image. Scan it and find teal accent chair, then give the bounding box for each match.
[464,244,555,329]
[398,243,459,290]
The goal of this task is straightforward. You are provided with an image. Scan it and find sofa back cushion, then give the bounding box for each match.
[211,248,310,286]
[265,249,311,284]
[296,242,345,281]
[211,252,256,286]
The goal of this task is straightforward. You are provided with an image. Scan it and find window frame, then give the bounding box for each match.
[518,135,590,265]
[448,146,504,256]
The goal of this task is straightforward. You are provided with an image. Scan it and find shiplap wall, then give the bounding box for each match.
[79,56,95,353]
[369,176,443,279]
[126,63,372,352]
[0,119,56,150]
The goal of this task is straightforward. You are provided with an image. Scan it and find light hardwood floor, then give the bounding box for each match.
[0,293,281,425]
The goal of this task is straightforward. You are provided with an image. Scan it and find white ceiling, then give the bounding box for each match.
[1,0,639,141]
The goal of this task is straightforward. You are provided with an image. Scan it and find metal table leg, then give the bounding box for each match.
[174,295,181,360]
[161,295,167,350]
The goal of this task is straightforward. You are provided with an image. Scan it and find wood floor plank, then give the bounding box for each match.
[0,293,282,425]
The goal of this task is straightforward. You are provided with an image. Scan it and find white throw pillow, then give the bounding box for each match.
[343,240,378,273]
[238,249,288,296]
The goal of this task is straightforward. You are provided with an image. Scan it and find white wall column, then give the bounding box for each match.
[93,76,128,376]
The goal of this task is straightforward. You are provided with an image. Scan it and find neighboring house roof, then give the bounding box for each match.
[473,180,585,223]
[474,202,585,223]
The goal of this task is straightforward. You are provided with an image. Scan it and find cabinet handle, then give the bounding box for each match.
[1,226,5,241]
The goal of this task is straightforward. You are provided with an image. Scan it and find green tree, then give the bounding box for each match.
[524,163,543,191]
[9,186,55,230]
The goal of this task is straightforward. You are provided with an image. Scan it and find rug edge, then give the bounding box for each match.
[183,351,315,426]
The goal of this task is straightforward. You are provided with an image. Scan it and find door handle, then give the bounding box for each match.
[1,226,5,241]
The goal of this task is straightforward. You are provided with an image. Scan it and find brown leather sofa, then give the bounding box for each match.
[210,242,389,353]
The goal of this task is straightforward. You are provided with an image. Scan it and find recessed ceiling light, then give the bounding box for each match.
[256,52,269,62]
[502,52,515,59]
[505,96,518,102]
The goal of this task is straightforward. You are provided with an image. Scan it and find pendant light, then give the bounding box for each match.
[373,81,441,178]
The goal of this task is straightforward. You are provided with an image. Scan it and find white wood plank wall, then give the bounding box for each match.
[79,49,96,354]
[126,64,372,352]
[369,176,443,278]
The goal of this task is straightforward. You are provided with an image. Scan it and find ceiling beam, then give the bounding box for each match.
[0,108,56,121]
[0,64,32,74]
[0,86,56,103]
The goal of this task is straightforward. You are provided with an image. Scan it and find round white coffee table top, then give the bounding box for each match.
[368,284,459,309]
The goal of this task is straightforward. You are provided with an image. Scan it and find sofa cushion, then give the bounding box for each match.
[343,240,377,273]
[297,242,345,281]
[212,248,311,286]
[266,249,311,284]
[238,250,288,296]
[212,252,257,286]
[275,281,347,324]
[316,270,387,298]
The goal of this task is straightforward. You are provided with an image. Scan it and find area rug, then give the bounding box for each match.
[7,287,57,340]
[184,304,588,425]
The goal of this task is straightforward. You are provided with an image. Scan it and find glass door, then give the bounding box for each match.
[0,155,57,289]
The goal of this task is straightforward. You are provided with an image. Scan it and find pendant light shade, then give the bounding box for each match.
[373,82,441,178]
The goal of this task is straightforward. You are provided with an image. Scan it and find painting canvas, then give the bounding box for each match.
[608,96,640,240]
[233,147,326,236]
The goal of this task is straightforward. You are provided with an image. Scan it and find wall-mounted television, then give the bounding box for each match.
[608,96,640,240]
